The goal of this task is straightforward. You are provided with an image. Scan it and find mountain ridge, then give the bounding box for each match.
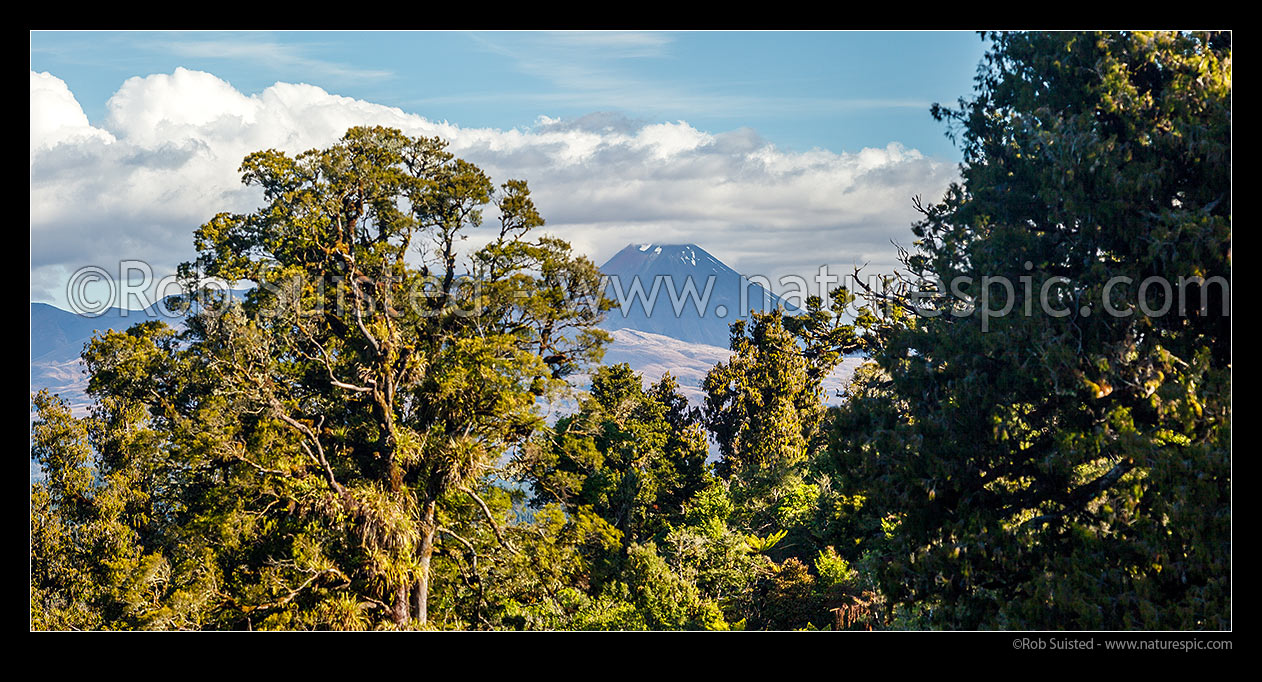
[31,246,850,417]
[598,243,793,348]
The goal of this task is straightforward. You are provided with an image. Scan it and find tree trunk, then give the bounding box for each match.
[392,583,410,627]
[415,499,438,625]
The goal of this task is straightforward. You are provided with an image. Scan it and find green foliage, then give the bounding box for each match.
[755,558,827,630]
[576,543,729,630]
[745,529,788,554]
[464,504,624,630]
[691,304,870,628]
[31,33,1230,631]
[703,307,858,537]
[32,127,611,630]
[814,546,859,590]
[519,364,709,551]
[661,479,770,620]
[705,309,824,481]
[831,31,1231,629]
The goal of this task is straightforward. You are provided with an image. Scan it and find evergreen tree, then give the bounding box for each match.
[698,298,863,628]
[32,127,610,629]
[831,31,1231,628]
[520,364,710,554]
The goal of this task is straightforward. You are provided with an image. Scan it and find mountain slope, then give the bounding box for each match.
[600,328,862,407]
[30,296,221,412]
[599,243,793,348]
[31,302,177,363]
[32,243,855,420]
[32,303,170,411]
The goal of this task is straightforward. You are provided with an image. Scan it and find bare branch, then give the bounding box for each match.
[458,485,518,555]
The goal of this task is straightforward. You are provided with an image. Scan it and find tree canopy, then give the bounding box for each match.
[31,32,1230,631]
[830,31,1231,628]
[33,127,611,629]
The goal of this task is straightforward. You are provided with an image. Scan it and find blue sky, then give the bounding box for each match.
[31,31,989,309]
[31,31,988,159]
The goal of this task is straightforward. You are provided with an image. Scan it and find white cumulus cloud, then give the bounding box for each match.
[30,68,957,307]
[30,71,115,158]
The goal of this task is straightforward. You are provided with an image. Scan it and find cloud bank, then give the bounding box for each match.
[30,68,957,307]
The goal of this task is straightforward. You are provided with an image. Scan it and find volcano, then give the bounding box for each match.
[598,243,793,349]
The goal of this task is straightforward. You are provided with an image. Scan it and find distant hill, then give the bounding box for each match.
[591,244,863,412]
[31,245,861,421]
[563,328,862,461]
[598,328,862,408]
[30,302,181,412]
[598,243,793,349]
[31,301,179,362]
[30,294,241,413]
